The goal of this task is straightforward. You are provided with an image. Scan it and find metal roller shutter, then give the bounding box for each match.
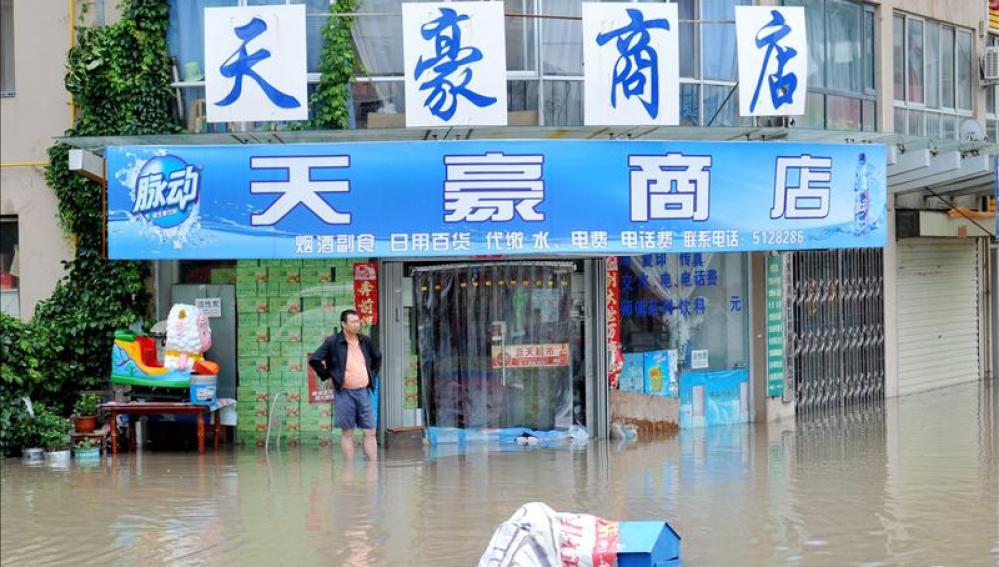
[897,238,981,396]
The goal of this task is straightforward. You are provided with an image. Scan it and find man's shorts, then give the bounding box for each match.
[334,387,374,430]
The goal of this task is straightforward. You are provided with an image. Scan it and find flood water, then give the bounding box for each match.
[2,381,997,566]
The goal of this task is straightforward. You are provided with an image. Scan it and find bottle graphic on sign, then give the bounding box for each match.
[853,153,872,235]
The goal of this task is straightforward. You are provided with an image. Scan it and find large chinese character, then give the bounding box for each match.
[443,152,544,222]
[250,156,351,226]
[414,8,497,121]
[749,10,798,113]
[596,8,670,119]
[630,153,711,222]
[216,18,300,110]
[771,155,832,219]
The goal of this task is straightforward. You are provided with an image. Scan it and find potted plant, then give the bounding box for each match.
[73,438,101,462]
[38,410,71,464]
[72,394,100,434]
[19,417,44,463]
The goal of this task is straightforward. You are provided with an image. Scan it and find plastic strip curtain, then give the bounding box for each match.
[414,262,576,433]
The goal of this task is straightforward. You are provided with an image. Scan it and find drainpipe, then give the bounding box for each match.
[69,0,76,125]
[0,162,48,168]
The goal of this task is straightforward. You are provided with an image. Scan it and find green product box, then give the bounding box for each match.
[280,281,302,295]
[302,325,330,342]
[236,283,258,297]
[236,298,258,314]
[237,313,260,328]
[275,326,302,343]
[237,297,269,314]
[238,356,270,376]
[280,311,304,327]
[268,266,301,284]
[236,386,260,401]
[281,344,306,357]
[259,342,282,356]
[301,296,323,311]
[280,259,303,268]
[274,356,307,375]
[235,265,258,278]
[236,340,258,357]
[260,282,279,296]
[269,296,303,315]
[301,309,326,326]
[300,268,334,285]
[281,372,307,387]
[254,417,272,434]
[258,259,282,267]
[282,401,301,418]
[237,259,260,268]
[261,311,283,326]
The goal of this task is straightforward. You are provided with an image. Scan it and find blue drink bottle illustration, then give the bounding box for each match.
[853,153,871,235]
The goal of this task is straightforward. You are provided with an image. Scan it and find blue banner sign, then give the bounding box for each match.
[106,140,886,259]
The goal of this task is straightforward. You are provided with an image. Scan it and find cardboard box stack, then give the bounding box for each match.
[234,259,361,447]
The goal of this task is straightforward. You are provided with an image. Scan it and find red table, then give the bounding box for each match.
[100,399,234,455]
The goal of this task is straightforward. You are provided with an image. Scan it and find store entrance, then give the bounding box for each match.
[380,259,605,437]
[403,261,586,433]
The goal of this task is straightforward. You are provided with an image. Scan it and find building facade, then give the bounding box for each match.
[5,0,996,441]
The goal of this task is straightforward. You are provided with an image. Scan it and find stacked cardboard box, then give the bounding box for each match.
[234,259,360,447]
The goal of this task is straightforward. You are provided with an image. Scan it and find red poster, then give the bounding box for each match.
[606,256,623,389]
[353,262,379,326]
[306,351,335,404]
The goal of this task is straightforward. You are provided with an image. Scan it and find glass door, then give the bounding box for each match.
[412,262,578,432]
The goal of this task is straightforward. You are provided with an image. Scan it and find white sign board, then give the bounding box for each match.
[582,3,679,126]
[204,5,308,123]
[691,349,709,369]
[736,6,808,117]
[195,297,223,318]
[402,2,508,128]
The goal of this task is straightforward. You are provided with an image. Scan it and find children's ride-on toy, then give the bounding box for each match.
[111,304,219,399]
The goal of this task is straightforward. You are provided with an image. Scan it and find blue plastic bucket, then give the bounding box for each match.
[190,374,217,405]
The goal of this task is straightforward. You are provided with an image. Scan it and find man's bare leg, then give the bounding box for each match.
[362,428,377,462]
[340,428,355,461]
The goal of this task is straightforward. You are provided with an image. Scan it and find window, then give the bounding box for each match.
[894,14,975,138]
[615,253,750,426]
[168,0,760,131]
[0,217,19,318]
[168,0,330,132]
[783,0,877,131]
[987,35,998,142]
[1,0,13,95]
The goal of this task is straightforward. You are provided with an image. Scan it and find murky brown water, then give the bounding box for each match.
[3,381,997,566]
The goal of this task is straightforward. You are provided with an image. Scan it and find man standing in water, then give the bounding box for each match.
[309,309,381,461]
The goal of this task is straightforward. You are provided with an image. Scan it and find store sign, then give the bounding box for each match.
[106,140,887,259]
[195,297,222,318]
[766,255,785,397]
[402,2,507,127]
[606,257,623,389]
[204,5,308,123]
[491,344,570,369]
[690,349,709,369]
[735,7,808,117]
[582,3,679,126]
[352,262,379,326]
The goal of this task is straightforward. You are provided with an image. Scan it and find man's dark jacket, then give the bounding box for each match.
[309,331,382,392]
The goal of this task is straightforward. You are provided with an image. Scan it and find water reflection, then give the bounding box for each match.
[2,381,996,566]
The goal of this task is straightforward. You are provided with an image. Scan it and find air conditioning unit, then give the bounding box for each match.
[983,46,999,82]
